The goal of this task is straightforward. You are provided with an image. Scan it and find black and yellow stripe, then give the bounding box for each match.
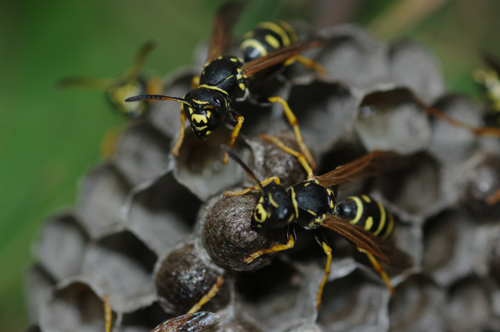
[241,20,298,63]
[337,195,395,241]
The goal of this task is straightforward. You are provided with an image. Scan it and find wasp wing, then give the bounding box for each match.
[123,41,156,80]
[152,312,220,332]
[206,2,244,63]
[315,151,401,187]
[241,39,323,77]
[321,215,413,268]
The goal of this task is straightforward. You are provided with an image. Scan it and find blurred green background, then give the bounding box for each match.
[1,0,499,331]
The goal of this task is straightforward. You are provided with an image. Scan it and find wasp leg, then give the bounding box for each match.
[260,134,314,180]
[313,230,332,311]
[268,96,317,170]
[102,295,113,332]
[223,176,281,197]
[100,127,123,159]
[187,276,224,314]
[487,188,500,205]
[412,96,500,137]
[363,251,395,296]
[244,233,295,263]
[191,75,200,89]
[172,106,188,156]
[283,55,327,75]
[222,115,245,164]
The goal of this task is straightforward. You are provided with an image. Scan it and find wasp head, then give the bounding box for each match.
[252,182,296,233]
[183,88,228,140]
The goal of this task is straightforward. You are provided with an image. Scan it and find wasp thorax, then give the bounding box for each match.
[252,182,295,233]
[183,88,228,140]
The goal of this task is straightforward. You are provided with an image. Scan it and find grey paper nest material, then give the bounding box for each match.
[26,24,500,332]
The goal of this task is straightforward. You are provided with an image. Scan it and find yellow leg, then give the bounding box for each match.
[223,176,280,197]
[102,295,112,332]
[316,242,332,311]
[172,107,187,156]
[245,234,295,263]
[296,55,327,75]
[487,188,500,205]
[268,96,317,170]
[191,75,200,89]
[261,134,314,180]
[100,127,122,159]
[187,276,224,314]
[222,115,245,164]
[364,251,395,296]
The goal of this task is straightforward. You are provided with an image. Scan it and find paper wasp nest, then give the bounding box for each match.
[26,25,500,332]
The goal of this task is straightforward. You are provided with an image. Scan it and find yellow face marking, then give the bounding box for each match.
[257,21,291,46]
[365,216,373,231]
[361,195,371,203]
[265,34,281,49]
[191,114,208,124]
[290,187,299,217]
[373,201,387,236]
[195,125,207,131]
[307,209,317,216]
[239,83,246,91]
[205,111,211,118]
[254,204,268,222]
[192,99,209,105]
[259,196,264,203]
[348,196,364,225]
[241,39,268,57]
[268,194,279,208]
[187,107,193,114]
[199,84,229,95]
[205,131,212,136]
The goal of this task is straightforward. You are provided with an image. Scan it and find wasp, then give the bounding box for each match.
[58,41,162,118]
[222,137,412,310]
[125,3,324,167]
[474,53,500,127]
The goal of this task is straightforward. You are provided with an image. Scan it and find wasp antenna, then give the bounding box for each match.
[125,94,191,106]
[221,145,265,194]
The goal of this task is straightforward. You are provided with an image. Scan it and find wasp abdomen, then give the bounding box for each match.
[337,195,395,241]
[241,21,298,63]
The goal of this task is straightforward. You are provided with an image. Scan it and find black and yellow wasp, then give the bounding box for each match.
[58,41,162,118]
[125,3,324,168]
[474,53,500,127]
[222,136,412,310]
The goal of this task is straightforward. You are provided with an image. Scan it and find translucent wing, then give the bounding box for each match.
[321,215,413,268]
[123,41,156,80]
[315,151,401,187]
[241,39,323,77]
[151,312,220,332]
[206,2,244,63]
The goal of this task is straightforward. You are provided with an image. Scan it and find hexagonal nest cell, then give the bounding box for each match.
[27,19,500,332]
